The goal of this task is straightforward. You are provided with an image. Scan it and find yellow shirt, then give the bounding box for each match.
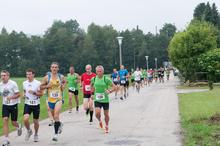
[47,77,62,103]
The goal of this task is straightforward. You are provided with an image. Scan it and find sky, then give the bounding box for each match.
[0,0,219,35]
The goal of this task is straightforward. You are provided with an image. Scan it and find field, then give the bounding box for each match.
[0,77,84,135]
[179,86,220,145]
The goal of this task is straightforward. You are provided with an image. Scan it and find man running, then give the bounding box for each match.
[134,67,142,93]
[91,65,116,133]
[40,62,66,142]
[23,68,43,142]
[0,70,22,146]
[67,66,80,113]
[165,68,171,81]
[81,64,96,124]
[111,69,119,98]
[118,65,129,100]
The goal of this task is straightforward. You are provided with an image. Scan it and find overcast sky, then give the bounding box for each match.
[0,0,219,35]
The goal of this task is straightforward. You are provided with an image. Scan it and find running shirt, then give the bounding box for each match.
[111,72,119,82]
[118,69,128,84]
[47,75,63,103]
[81,72,96,94]
[134,71,142,81]
[0,80,20,105]
[23,79,41,106]
[142,70,147,78]
[67,73,78,91]
[91,76,112,103]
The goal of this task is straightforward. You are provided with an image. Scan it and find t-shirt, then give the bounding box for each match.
[111,72,119,82]
[0,80,20,105]
[67,73,78,91]
[91,76,112,103]
[81,72,96,94]
[118,69,128,82]
[134,71,142,81]
[23,79,41,105]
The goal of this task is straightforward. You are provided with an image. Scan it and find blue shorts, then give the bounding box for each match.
[48,100,64,110]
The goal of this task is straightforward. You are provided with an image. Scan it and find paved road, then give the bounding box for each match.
[1,75,182,146]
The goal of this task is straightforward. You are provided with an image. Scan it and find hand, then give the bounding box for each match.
[7,96,11,101]
[28,90,35,95]
[105,89,111,94]
[46,83,52,89]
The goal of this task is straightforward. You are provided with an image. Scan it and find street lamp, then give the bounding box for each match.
[117,36,123,66]
[145,56,149,70]
[155,58,158,69]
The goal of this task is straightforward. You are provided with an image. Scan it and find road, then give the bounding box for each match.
[1,75,182,146]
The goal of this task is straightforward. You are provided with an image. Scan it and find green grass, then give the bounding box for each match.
[0,77,84,135]
[179,86,220,146]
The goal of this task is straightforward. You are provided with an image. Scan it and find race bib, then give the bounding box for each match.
[69,87,75,92]
[85,85,91,91]
[121,80,126,84]
[135,77,140,81]
[3,97,10,105]
[113,78,118,82]
[50,90,60,98]
[95,93,105,100]
[26,100,38,105]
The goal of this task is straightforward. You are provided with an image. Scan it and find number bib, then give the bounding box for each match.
[113,78,118,82]
[50,90,60,99]
[120,80,126,84]
[85,85,91,91]
[3,97,10,105]
[26,99,39,105]
[69,87,75,92]
[95,93,105,100]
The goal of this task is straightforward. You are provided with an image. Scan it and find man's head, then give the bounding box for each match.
[1,70,10,83]
[96,65,104,76]
[69,66,75,74]
[26,68,35,81]
[120,65,124,70]
[113,68,117,73]
[85,64,92,73]
[50,62,59,74]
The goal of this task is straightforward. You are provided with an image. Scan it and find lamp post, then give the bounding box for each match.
[145,56,149,70]
[155,58,158,69]
[117,36,123,66]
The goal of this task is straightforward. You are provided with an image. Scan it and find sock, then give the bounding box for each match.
[86,109,90,115]
[54,121,60,134]
[90,111,93,122]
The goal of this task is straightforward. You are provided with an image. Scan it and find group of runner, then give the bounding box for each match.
[0,62,171,146]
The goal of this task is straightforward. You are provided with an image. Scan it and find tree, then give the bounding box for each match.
[169,20,217,81]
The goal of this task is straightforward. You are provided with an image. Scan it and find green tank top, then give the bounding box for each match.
[67,73,78,89]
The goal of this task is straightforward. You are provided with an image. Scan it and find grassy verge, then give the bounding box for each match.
[0,77,84,135]
[179,86,220,145]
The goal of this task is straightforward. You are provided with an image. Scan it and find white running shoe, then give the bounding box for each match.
[25,129,33,141]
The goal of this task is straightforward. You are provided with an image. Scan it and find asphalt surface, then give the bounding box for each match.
[0,75,182,146]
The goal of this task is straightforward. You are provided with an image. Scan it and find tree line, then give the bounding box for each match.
[0,20,176,76]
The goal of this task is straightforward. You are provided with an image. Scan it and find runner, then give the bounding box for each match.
[81,64,96,124]
[91,65,116,133]
[153,69,159,83]
[23,68,43,142]
[130,69,135,90]
[118,65,129,100]
[134,67,142,93]
[158,67,165,83]
[165,68,171,81]
[40,62,66,142]
[142,69,147,85]
[110,69,119,98]
[147,69,154,86]
[67,66,80,113]
[0,70,22,146]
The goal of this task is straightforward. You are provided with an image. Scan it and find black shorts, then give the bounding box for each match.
[120,80,126,86]
[125,80,129,87]
[84,93,92,98]
[135,80,141,84]
[68,89,79,96]
[2,104,18,121]
[23,104,40,119]
[113,81,119,85]
[94,101,109,110]
[131,79,134,83]
[141,78,144,81]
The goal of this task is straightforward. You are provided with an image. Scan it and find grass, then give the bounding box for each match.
[179,86,220,146]
[0,77,84,135]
